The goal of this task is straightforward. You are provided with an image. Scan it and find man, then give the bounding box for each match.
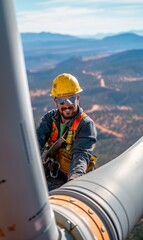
[36,73,97,190]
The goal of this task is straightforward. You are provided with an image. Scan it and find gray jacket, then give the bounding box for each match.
[36,106,97,180]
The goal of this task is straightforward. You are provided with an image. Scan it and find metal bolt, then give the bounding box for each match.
[69,198,76,203]
[101,225,106,232]
[88,209,94,214]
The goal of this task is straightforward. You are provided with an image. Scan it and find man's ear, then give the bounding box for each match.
[54,98,57,105]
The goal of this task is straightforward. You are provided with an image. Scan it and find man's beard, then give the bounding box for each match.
[60,106,76,120]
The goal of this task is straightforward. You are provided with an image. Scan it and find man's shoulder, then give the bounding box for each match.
[77,107,93,124]
[43,109,59,120]
[84,113,94,122]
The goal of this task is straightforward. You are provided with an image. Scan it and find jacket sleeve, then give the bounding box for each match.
[68,117,97,181]
[36,112,53,152]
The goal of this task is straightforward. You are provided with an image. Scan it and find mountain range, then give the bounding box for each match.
[21,32,143,71]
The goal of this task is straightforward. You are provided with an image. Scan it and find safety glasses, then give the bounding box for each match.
[55,96,77,105]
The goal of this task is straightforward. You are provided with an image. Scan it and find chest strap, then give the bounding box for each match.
[65,112,87,146]
[48,121,59,146]
[49,112,87,146]
[70,112,87,131]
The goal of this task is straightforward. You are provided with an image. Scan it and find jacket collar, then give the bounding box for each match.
[52,106,83,126]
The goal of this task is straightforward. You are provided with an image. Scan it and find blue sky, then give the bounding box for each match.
[15,0,143,37]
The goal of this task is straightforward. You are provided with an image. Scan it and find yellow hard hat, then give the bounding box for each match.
[50,73,83,97]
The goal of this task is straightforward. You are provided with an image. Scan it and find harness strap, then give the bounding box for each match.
[70,112,87,131]
[65,112,87,146]
[49,121,58,145]
[49,112,87,146]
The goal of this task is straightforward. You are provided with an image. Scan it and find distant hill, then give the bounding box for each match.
[89,30,143,39]
[21,32,143,71]
[28,48,143,91]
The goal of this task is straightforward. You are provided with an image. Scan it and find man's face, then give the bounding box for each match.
[54,95,80,120]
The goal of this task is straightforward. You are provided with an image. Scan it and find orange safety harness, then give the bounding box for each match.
[43,112,97,177]
[48,112,87,147]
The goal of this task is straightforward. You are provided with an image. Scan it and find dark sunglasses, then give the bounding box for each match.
[55,96,77,105]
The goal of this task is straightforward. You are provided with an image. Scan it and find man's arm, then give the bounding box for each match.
[68,118,97,181]
[36,112,53,152]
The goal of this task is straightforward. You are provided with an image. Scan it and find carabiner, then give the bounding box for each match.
[50,161,60,178]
